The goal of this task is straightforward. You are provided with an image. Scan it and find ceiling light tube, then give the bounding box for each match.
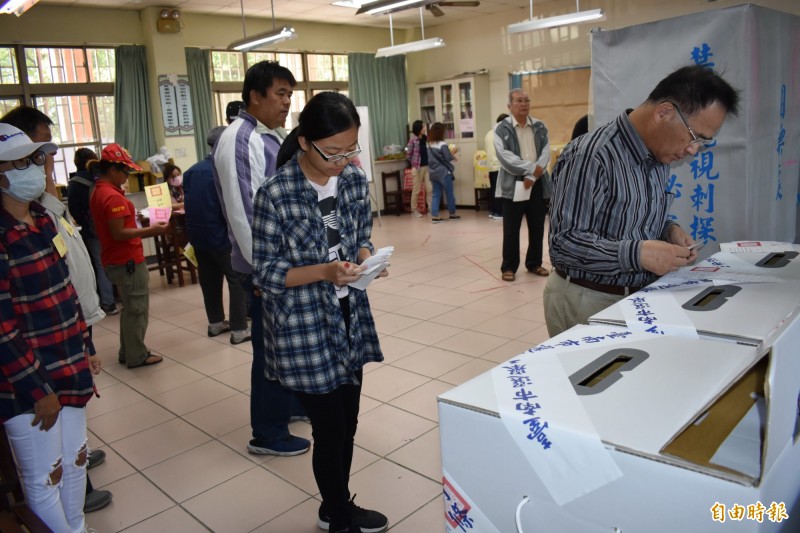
[356,0,434,16]
[228,26,297,51]
[375,37,445,57]
[508,8,605,33]
[0,0,39,16]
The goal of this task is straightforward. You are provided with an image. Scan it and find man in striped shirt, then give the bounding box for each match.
[544,66,740,337]
[212,61,310,457]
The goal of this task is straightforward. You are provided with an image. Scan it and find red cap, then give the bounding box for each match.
[101,143,142,171]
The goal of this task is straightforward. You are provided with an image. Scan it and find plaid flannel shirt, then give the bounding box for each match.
[252,155,383,394]
[406,135,422,170]
[0,203,93,423]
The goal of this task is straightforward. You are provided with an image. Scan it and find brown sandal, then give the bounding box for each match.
[502,271,515,282]
[532,266,549,277]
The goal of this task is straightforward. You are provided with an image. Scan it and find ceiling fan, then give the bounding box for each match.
[426,1,480,17]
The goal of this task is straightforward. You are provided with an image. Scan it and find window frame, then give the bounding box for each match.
[209,50,349,127]
[0,44,116,185]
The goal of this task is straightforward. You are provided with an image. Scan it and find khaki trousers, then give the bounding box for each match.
[106,261,150,367]
[542,271,624,338]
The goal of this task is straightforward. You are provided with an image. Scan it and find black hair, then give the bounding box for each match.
[162,163,181,179]
[428,122,445,143]
[87,159,128,176]
[571,115,589,141]
[74,148,98,171]
[646,65,740,117]
[276,92,360,169]
[412,120,424,136]
[1,106,53,138]
[496,113,509,123]
[242,61,297,105]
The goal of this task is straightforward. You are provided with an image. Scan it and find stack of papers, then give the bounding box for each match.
[348,246,393,291]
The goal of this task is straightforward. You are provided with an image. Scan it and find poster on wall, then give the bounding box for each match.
[591,5,800,248]
[158,74,195,137]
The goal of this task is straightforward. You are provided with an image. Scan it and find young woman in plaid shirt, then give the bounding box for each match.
[252,92,388,533]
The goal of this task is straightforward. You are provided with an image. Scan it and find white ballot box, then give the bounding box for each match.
[706,243,800,282]
[438,322,800,532]
[589,279,800,346]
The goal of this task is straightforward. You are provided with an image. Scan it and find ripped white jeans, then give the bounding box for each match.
[4,406,88,533]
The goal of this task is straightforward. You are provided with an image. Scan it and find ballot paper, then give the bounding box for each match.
[348,246,393,291]
[144,182,171,208]
[719,240,793,253]
[513,179,532,202]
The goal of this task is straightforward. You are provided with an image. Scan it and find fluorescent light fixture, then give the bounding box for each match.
[376,37,445,57]
[331,1,365,7]
[228,26,297,51]
[508,8,605,33]
[356,0,435,16]
[0,0,39,16]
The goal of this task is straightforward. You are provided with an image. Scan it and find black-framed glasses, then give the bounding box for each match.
[668,102,715,148]
[11,151,47,170]
[310,141,362,163]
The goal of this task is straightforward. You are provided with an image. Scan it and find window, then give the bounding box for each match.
[209,50,348,131]
[0,45,115,185]
[0,47,18,84]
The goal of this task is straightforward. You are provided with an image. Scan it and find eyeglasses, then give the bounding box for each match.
[310,141,362,163]
[668,102,715,148]
[11,151,47,170]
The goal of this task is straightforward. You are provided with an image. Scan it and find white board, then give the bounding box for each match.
[357,106,374,183]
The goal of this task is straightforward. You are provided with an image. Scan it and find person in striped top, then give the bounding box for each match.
[0,123,99,533]
[544,65,740,336]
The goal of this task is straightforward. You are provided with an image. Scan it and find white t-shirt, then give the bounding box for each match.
[307,176,348,299]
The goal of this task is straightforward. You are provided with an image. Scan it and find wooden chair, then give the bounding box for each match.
[474,187,491,211]
[381,171,404,216]
[0,426,51,533]
[158,212,197,287]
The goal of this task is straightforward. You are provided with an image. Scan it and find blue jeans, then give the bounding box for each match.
[247,279,305,443]
[81,231,115,308]
[431,176,456,217]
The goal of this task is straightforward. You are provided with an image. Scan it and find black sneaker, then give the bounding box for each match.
[84,489,113,513]
[318,496,388,533]
[101,304,119,315]
[87,449,106,470]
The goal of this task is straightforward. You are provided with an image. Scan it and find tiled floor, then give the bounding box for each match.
[85,210,552,532]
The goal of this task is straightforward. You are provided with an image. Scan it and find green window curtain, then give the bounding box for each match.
[113,45,157,160]
[347,53,408,155]
[185,48,214,162]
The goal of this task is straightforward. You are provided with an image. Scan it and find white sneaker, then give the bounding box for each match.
[412,211,423,218]
[231,328,252,345]
[208,321,230,337]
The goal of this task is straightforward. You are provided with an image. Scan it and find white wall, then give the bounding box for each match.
[407,0,800,130]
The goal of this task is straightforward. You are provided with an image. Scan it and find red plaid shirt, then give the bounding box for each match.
[0,202,94,423]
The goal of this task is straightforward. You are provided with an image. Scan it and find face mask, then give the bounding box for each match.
[0,165,46,202]
[169,175,183,187]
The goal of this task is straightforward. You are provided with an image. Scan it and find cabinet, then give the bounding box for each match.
[417,74,489,207]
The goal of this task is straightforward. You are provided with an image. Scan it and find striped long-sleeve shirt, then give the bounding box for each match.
[549,111,677,288]
[212,111,283,274]
[0,203,93,423]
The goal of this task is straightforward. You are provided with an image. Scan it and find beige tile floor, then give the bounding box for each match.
[85,210,551,532]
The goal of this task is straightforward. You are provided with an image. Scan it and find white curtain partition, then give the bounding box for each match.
[591,4,800,248]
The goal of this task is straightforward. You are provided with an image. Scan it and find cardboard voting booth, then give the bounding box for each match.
[438,321,800,532]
